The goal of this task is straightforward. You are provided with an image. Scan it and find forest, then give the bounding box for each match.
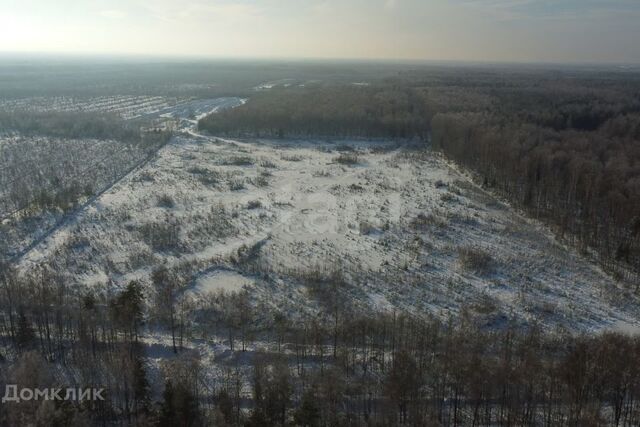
[0,110,141,142]
[428,73,640,282]
[198,85,430,139]
[1,261,640,426]
[0,110,171,261]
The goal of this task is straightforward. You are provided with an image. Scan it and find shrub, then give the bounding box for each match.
[359,221,377,235]
[247,200,262,209]
[139,220,181,252]
[334,152,359,165]
[157,194,175,209]
[410,213,447,230]
[222,156,254,166]
[138,172,155,182]
[281,154,304,162]
[187,204,235,242]
[189,167,221,185]
[440,192,456,203]
[259,159,278,168]
[254,175,269,187]
[458,246,494,275]
[229,179,246,191]
[312,170,331,177]
[472,294,499,314]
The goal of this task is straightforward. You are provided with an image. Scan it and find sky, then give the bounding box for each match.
[1,0,639,63]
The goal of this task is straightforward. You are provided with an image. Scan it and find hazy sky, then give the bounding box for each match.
[1,0,639,63]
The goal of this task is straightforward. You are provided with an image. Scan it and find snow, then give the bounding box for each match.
[12,119,640,334]
[6,93,638,402]
[0,95,189,120]
[189,269,253,295]
[0,96,245,122]
[253,79,295,90]
[613,320,640,335]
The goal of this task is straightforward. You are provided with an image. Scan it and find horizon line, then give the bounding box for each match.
[1,51,639,69]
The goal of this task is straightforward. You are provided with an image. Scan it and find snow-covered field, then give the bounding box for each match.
[15,130,640,334]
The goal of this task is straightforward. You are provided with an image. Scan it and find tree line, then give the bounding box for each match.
[429,82,640,280]
[0,110,142,142]
[198,85,430,140]
[1,261,640,426]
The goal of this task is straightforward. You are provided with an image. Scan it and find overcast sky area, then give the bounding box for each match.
[1,0,639,63]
